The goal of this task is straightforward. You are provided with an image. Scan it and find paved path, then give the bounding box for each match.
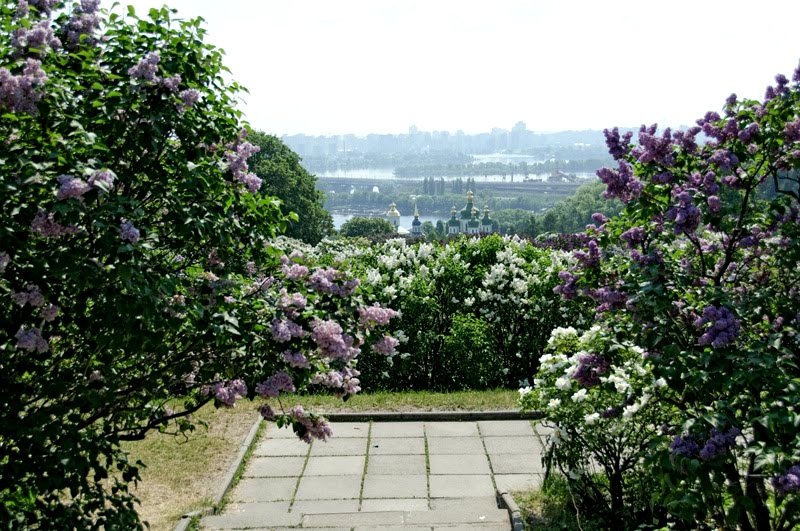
[202,420,549,530]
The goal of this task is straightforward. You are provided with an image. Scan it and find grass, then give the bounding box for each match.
[124,388,519,529]
[512,476,605,531]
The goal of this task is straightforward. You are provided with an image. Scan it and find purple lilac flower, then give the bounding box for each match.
[652,171,674,184]
[269,318,307,342]
[11,284,45,307]
[698,112,723,140]
[603,127,633,160]
[591,212,608,225]
[0,252,9,273]
[282,263,310,280]
[694,305,740,348]
[597,161,643,204]
[772,464,800,495]
[15,326,49,353]
[283,350,310,368]
[259,404,276,421]
[794,63,800,83]
[160,74,181,92]
[313,367,361,396]
[245,261,256,276]
[709,149,739,171]
[64,1,101,50]
[670,434,700,457]
[119,220,140,243]
[698,427,740,461]
[30,210,77,238]
[739,122,759,143]
[588,287,628,313]
[12,21,61,54]
[56,174,90,200]
[665,191,701,235]
[620,226,646,248]
[289,405,333,443]
[372,335,400,356]
[0,58,47,115]
[309,267,359,297]
[553,271,578,300]
[358,303,399,328]
[700,171,720,195]
[601,407,620,419]
[87,169,115,191]
[224,141,262,193]
[571,353,609,387]
[178,88,200,110]
[310,318,356,360]
[574,239,600,268]
[255,372,296,398]
[128,52,160,82]
[28,0,58,15]
[632,125,675,166]
[205,379,247,407]
[784,118,800,143]
[707,195,722,214]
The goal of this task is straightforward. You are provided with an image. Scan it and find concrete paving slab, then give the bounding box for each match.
[367,454,427,475]
[294,474,362,500]
[478,420,535,436]
[361,498,430,512]
[429,474,495,498]
[429,454,491,475]
[430,497,500,513]
[304,455,366,476]
[202,501,299,529]
[363,474,428,498]
[262,423,298,439]
[488,453,543,474]
[433,524,508,530]
[494,473,544,492]
[425,422,479,437]
[370,421,425,438]
[245,456,306,477]
[426,436,485,455]
[355,527,431,531]
[329,422,371,438]
[311,436,368,456]
[405,508,509,525]
[291,499,360,514]
[302,511,406,527]
[482,435,539,454]
[253,437,310,457]
[369,437,425,455]
[229,477,297,502]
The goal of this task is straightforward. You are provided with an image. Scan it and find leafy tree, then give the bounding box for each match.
[247,131,333,244]
[339,217,396,238]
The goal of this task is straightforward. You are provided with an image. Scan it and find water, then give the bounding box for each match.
[332,213,443,230]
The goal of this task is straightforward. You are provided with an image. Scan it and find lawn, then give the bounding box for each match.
[124,389,519,529]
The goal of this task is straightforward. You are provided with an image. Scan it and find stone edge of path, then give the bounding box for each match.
[176,409,546,531]
[174,416,263,531]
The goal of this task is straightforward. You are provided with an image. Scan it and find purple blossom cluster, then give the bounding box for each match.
[119,220,140,243]
[87,169,115,191]
[309,267,359,297]
[694,306,740,348]
[161,74,181,92]
[571,353,610,387]
[56,174,90,200]
[128,52,160,82]
[665,191,701,235]
[310,318,358,361]
[553,270,578,299]
[0,58,47,114]
[30,210,77,237]
[283,350,310,368]
[11,284,45,307]
[28,0,58,15]
[597,161,643,204]
[282,263,310,280]
[255,371,296,398]
[12,20,61,54]
[224,140,262,193]
[64,0,101,49]
[698,428,740,460]
[313,367,361,396]
[603,127,633,160]
[41,303,59,321]
[739,122,759,143]
[289,405,333,443]
[205,379,247,407]
[15,326,48,353]
[372,335,400,356]
[178,88,200,111]
[632,124,676,166]
[357,303,398,328]
[277,290,307,319]
[708,149,739,171]
[620,226,646,248]
[588,287,628,313]
[784,118,800,143]
[672,126,701,152]
[574,239,600,268]
[772,464,800,495]
[670,434,700,457]
[0,252,9,273]
[269,318,306,342]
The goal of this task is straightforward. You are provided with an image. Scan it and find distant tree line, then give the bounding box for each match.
[393,158,611,178]
[422,177,478,195]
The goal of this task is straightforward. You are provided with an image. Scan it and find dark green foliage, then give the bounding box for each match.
[339,216,396,237]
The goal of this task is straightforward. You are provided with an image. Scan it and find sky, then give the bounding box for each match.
[103,0,800,137]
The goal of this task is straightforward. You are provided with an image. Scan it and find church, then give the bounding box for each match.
[385,190,494,236]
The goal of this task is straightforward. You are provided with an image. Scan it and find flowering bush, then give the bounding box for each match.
[544,66,800,529]
[0,3,396,527]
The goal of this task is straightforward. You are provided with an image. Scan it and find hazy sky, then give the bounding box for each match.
[104,0,800,136]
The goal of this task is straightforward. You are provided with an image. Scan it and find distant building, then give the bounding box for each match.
[411,202,422,237]
[385,202,400,231]
[450,191,494,235]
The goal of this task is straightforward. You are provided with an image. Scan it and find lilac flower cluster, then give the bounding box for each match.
[597,161,643,204]
[224,140,262,193]
[620,226,646,249]
[282,263,309,280]
[161,74,181,92]
[87,169,116,191]
[739,122,759,143]
[41,303,59,321]
[119,220,140,243]
[128,52,160,82]
[372,335,400,356]
[28,0,58,15]
[772,464,800,495]
[178,88,200,111]
[64,0,101,49]
[553,271,578,300]
[670,434,700,457]
[574,239,600,268]
[698,428,740,460]
[357,303,398,328]
[269,318,306,342]
[255,371,296,398]
[694,305,740,348]
[283,350,310,368]
[672,126,701,152]
[309,267,359,297]
[0,252,9,273]
[784,118,800,143]
[0,58,47,114]
[30,210,77,237]
[571,353,609,387]
[588,287,628,313]
[665,191,701,235]
[12,20,61,54]
[56,174,90,200]
[310,318,358,361]
[313,367,361,396]
[603,127,633,160]
[15,326,48,353]
[289,405,333,443]
[632,124,676,166]
[11,284,44,307]
[205,379,247,407]
[277,291,307,319]
[709,149,739,171]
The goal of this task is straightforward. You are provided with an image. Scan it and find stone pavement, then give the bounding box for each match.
[201,420,549,530]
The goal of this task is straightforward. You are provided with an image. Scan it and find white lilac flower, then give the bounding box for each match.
[366,268,382,286]
[548,398,562,409]
[654,377,668,388]
[519,386,532,397]
[571,388,588,402]
[584,413,600,424]
[464,296,475,307]
[555,376,572,391]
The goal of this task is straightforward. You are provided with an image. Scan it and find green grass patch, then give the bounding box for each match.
[513,475,605,531]
[291,388,520,412]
